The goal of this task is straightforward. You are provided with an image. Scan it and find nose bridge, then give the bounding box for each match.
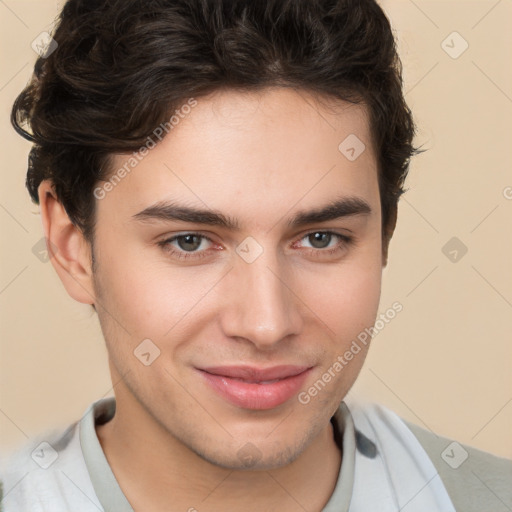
[221,246,302,348]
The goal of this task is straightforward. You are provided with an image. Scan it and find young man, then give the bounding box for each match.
[1,0,511,510]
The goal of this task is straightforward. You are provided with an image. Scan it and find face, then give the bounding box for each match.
[91,87,384,470]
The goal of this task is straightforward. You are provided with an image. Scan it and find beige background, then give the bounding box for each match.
[1,1,511,460]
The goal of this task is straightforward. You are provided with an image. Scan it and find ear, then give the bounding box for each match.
[382,205,397,268]
[38,180,96,304]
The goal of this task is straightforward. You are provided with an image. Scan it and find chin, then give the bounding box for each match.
[195,433,309,471]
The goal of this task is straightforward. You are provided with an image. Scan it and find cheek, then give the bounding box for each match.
[332,265,381,328]
[308,262,382,385]
[300,251,383,343]
[94,240,222,340]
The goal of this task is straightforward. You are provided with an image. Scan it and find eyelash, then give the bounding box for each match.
[157,231,353,261]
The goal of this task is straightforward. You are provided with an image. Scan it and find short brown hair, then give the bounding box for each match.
[11,0,419,243]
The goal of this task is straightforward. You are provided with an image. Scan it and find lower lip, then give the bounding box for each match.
[198,368,312,410]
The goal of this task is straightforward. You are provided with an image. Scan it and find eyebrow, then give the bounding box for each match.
[131,196,372,230]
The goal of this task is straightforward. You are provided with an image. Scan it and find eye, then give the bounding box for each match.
[301,231,339,249]
[295,231,353,258]
[157,233,216,260]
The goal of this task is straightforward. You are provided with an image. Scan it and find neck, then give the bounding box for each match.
[96,389,342,512]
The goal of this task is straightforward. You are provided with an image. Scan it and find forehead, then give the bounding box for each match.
[100,87,379,228]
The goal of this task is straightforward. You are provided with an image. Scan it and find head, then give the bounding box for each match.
[12,0,419,470]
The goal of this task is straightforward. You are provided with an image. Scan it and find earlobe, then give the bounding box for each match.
[38,180,96,305]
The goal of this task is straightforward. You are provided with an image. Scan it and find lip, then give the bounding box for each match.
[197,365,313,410]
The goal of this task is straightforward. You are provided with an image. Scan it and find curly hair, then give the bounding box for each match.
[11,0,419,243]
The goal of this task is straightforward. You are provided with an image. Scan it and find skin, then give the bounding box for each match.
[39,86,396,512]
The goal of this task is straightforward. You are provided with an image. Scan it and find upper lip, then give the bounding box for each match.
[199,365,311,381]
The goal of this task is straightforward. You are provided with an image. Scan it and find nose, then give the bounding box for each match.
[219,250,303,350]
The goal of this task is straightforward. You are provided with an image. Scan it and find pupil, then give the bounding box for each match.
[310,232,330,249]
[179,235,200,251]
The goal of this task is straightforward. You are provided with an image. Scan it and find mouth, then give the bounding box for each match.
[197,365,313,410]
